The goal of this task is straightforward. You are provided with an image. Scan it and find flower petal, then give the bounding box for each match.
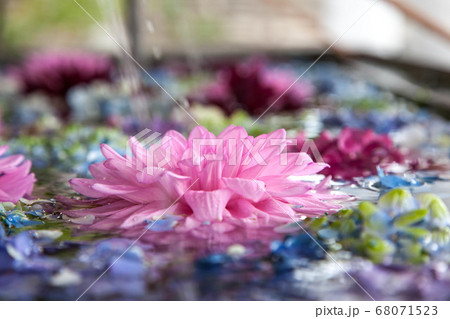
[184,189,232,222]
[222,177,265,202]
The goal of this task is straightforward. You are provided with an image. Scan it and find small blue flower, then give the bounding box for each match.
[271,233,325,272]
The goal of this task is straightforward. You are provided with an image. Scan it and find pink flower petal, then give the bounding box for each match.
[184,189,232,222]
[222,177,265,202]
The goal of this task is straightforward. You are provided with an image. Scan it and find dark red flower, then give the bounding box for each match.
[189,59,313,116]
[12,52,113,96]
[296,128,406,180]
[10,52,113,119]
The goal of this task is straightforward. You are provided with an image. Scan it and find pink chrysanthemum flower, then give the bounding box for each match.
[66,125,346,234]
[296,128,405,181]
[0,145,36,202]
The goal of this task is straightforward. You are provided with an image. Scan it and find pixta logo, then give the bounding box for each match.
[126,128,172,175]
[126,128,326,175]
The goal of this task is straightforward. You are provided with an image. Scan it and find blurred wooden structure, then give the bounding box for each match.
[125,0,324,59]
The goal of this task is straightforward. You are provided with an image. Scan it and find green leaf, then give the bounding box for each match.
[401,227,431,239]
[339,219,356,234]
[430,199,450,223]
[431,229,450,246]
[307,217,327,230]
[379,189,415,213]
[359,202,378,220]
[338,209,355,219]
[401,241,428,264]
[362,233,395,263]
[416,193,450,223]
[393,209,428,228]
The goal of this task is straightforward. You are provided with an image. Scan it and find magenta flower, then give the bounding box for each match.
[65,125,346,235]
[12,52,112,96]
[10,52,113,119]
[0,145,36,202]
[296,128,405,180]
[189,59,313,116]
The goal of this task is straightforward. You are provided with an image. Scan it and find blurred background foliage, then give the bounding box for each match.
[1,0,108,57]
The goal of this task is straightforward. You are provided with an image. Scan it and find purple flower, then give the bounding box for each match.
[189,58,313,116]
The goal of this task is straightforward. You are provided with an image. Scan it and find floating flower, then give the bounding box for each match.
[309,189,450,264]
[0,145,35,203]
[296,128,405,180]
[270,233,326,273]
[10,52,113,119]
[74,239,147,299]
[0,206,43,229]
[7,125,128,176]
[189,59,313,116]
[65,125,346,237]
[321,108,411,134]
[376,168,423,189]
[12,52,112,96]
[353,262,450,301]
